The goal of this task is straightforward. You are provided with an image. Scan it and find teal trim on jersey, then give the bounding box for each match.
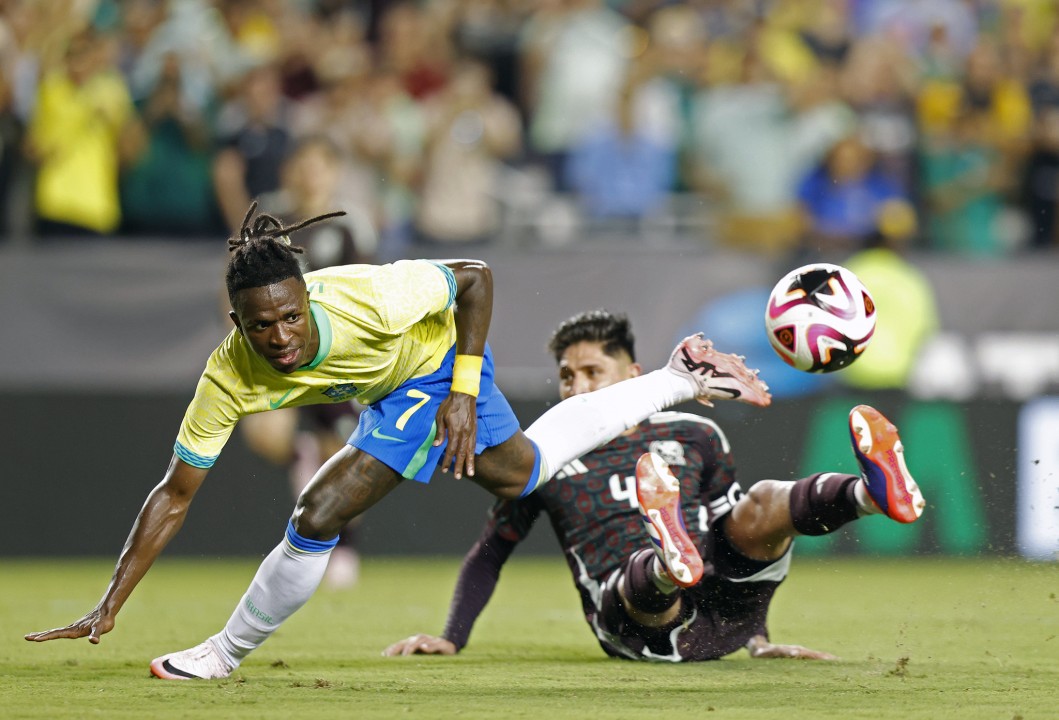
[401,421,438,480]
[174,441,218,469]
[303,301,332,370]
[429,262,457,310]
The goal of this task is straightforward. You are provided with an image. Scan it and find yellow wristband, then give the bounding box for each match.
[451,354,484,397]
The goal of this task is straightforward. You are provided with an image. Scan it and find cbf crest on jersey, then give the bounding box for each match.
[648,440,686,466]
[323,382,358,401]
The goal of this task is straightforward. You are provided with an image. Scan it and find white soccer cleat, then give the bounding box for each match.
[667,334,772,407]
[150,639,234,680]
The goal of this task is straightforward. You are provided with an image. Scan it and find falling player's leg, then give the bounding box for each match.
[723,405,925,561]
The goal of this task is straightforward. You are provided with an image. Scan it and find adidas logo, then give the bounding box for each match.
[555,459,590,480]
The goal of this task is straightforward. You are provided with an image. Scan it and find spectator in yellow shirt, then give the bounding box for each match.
[27,30,144,236]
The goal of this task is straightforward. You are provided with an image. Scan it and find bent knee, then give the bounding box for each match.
[725,480,794,558]
[291,486,351,539]
[291,504,339,541]
[744,479,792,510]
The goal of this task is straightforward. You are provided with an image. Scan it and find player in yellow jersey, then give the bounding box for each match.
[26,204,771,680]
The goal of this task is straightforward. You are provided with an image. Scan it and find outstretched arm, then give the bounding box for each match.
[25,457,208,644]
[746,634,839,661]
[433,260,493,480]
[383,524,517,657]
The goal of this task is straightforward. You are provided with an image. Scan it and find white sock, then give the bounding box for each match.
[210,540,330,667]
[525,368,695,487]
[650,556,678,594]
[853,480,880,516]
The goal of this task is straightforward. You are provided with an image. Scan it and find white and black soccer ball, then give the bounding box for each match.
[764,263,876,373]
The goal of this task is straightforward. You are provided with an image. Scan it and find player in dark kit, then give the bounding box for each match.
[384,310,926,662]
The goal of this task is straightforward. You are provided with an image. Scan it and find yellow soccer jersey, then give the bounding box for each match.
[174,260,457,468]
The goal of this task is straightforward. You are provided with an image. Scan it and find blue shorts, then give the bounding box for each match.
[348,344,521,483]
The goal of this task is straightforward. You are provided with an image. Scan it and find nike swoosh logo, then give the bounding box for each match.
[371,428,404,442]
[269,388,296,410]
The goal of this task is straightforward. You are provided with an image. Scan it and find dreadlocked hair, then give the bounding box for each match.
[225,201,347,303]
[548,309,636,363]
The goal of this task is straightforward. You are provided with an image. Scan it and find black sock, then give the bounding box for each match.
[621,549,680,614]
[788,473,861,536]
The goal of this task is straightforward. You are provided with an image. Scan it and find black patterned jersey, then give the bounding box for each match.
[487,411,739,617]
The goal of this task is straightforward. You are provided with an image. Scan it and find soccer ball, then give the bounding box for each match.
[764,263,876,373]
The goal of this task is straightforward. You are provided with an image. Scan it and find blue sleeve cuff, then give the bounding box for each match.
[174,441,218,469]
[429,261,458,310]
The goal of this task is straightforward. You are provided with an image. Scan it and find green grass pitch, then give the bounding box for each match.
[3,556,1057,719]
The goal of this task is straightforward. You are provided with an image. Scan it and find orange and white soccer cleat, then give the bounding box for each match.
[635,452,704,588]
[849,405,925,524]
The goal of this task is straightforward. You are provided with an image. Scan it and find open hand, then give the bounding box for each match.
[25,607,114,644]
[746,635,838,660]
[382,633,458,657]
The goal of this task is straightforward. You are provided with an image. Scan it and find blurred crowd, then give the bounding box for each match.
[2,0,1059,257]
